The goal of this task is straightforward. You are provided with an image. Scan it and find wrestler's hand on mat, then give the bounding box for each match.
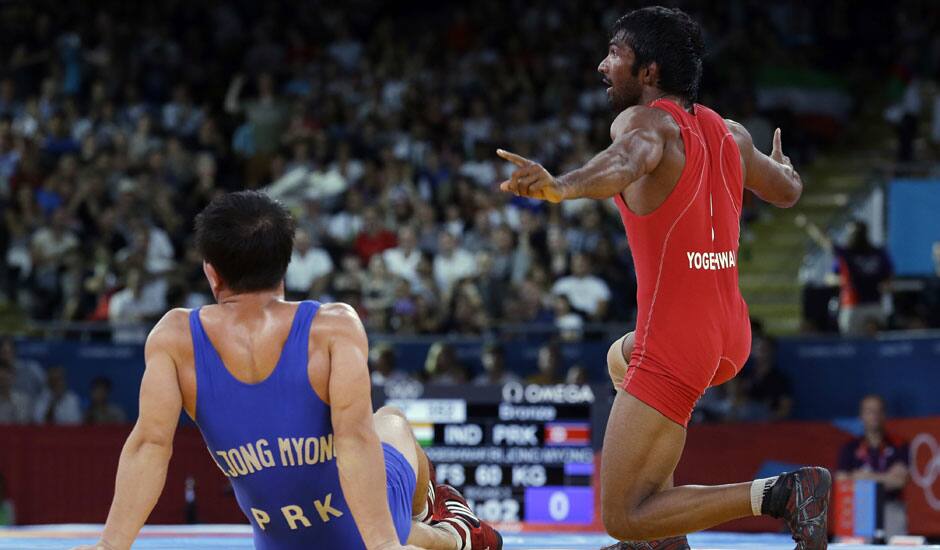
[497,149,565,203]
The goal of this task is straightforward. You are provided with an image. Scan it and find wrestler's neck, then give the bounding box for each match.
[212,284,285,310]
[641,88,692,111]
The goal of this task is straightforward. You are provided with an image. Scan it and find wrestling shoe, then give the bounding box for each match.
[600,536,691,549]
[434,484,503,550]
[762,467,831,550]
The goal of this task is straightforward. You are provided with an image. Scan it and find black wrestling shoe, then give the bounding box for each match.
[762,467,831,550]
[601,536,690,549]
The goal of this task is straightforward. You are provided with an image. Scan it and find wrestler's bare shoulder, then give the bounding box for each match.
[610,105,680,141]
[145,308,192,354]
[312,302,362,333]
[723,119,755,153]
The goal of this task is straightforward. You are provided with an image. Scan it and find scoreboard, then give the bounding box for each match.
[374,382,612,525]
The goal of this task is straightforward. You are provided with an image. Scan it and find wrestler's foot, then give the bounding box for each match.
[434,484,503,550]
[601,535,690,549]
[415,461,437,524]
[762,467,831,550]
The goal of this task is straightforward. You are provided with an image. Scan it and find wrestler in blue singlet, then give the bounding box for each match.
[189,300,414,549]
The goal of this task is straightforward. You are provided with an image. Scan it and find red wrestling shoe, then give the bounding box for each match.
[433,484,503,550]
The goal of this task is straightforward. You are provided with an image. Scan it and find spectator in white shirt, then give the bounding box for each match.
[109,269,168,326]
[383,226,422,284]
[116,222,176,276]
[462,99,494,151]
[145,225,176,274]
[327,191,365,245]
[162,84,204,137]
[285,229,333,299]
[30,208,78,274]
[459,142,499,186]
[33,366,82,425]
[433,232,477,298]
[554,295,585,342]
[0,362,31,424]
[552,252,611,321]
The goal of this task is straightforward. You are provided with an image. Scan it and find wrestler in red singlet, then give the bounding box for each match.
[497,6,831,550]
[613,98,752,427]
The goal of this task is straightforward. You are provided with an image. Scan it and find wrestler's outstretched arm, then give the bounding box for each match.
[497,106,668,202]
[74,313,184,550]
[727,123,803,208]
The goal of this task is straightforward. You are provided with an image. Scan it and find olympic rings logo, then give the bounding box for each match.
[910,433,940,511]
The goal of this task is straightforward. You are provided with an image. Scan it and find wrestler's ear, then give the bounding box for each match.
[641,61,660,88]
[203,261,223,301]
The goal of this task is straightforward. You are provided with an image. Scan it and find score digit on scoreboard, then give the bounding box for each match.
[387,382,600,525]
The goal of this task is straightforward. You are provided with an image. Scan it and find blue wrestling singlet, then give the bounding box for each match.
[189,300,415,549]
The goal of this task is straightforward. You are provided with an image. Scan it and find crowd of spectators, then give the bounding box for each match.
[365,318,793,423]
[1,325,791,427]
[0,1,936,428]
[0,337,126,425]
[2,0,933,341]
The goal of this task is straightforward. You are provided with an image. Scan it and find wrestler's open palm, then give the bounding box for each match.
[497,149,565,203]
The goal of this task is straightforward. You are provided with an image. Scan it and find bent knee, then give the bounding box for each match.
[374,405,408,421]
[602,507,645,542]
[373,408,417,457]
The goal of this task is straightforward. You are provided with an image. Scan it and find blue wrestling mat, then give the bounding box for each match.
[0,525,936,549]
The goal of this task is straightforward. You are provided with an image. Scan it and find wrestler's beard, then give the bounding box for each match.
[609,83,642,112]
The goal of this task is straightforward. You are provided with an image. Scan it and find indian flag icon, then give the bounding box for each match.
[411,423,435,447]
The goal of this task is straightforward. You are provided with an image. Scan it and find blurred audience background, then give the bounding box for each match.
[0,1,938,425]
